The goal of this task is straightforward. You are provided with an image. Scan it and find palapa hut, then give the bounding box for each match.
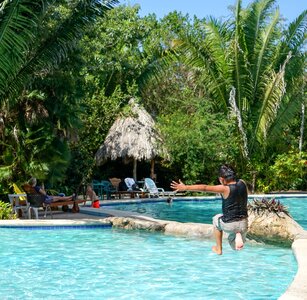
[95,99,167,180]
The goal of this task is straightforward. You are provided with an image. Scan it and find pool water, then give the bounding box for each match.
[281,197,307,229]
[0,228,296,299]
[106,199,220,224]
[107,197,307,229]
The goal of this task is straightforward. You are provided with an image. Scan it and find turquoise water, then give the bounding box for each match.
[281,197,307,229]
[107,197,307,229]
[0,228,296,299]
[105,199,220,224]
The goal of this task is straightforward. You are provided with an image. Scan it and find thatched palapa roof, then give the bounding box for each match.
[95,99,166,170]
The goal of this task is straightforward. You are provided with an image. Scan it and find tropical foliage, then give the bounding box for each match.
[0,0,306,194]
[248,198,291,217]
[161,0,307,175]
[0,0,118,192]
[257,150,307,192]
[0,201,16,220]
[158,99,240,183]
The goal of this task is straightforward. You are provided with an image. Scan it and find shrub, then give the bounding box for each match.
[267,151,307,191]
[248,198,291,218]
[0,201,17,220]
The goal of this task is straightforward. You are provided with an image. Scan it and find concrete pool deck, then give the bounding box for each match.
[1,195,307,300]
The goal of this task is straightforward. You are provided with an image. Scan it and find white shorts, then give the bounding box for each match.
[213,214,248,250]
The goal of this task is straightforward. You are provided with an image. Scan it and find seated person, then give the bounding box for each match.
[26,177,76,204]
[86,185,100,208]
[118,178,128,191]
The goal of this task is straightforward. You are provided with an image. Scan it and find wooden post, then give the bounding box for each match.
[150,159,155,180]
[133,159,137,181]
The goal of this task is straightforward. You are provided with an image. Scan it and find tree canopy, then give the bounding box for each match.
[0,0,306,194]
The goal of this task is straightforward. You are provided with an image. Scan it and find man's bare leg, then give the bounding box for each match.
[52,195,73,202]
[235,232,244,250]
[212,228,223,255]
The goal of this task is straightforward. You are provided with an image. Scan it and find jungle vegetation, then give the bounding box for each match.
[0,0,306,196]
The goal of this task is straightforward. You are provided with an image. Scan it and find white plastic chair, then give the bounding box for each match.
[144,178,176,198]
[8,194,31,218]
[144,178,165,197]
[124,178,136,191]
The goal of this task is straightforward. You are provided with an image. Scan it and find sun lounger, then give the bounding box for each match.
[144,178,176,198]
[22,184,85,218]
[116,190,149,199]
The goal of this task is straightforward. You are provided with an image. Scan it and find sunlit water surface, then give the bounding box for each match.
[0,228,296,299]
[107,197,307,229]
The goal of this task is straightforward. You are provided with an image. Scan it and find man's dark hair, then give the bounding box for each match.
[219,164,236,180]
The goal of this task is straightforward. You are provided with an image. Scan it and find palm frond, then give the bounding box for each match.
[268,91,303,141]
[139,15,234,113]
[0,0,118,105]
[282,10,307,52]
[202,17,232,110]
[187,43,228,110]
[272,10,307,82]
[243,0,276,60]
[0,0,46,100]
[231,0,245,109]
[227,0,255,115]
[137,44,178,92]
[204,17,230,74]
[252,52,292,148]
[252,9,280,97]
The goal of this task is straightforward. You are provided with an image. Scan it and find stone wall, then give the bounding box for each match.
[247,210,305,246]
[106,217,214,239]
[105,210,306,246]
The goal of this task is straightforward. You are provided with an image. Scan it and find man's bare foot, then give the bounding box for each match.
[212,245,222,255]
[235,232,244,250]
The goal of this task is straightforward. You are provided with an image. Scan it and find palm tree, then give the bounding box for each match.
[0,0,118,105]
[0,0,118,189]
[168,0,306,171]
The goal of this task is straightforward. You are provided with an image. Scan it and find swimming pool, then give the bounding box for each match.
[0,227,296,299]
[105,197,307,229]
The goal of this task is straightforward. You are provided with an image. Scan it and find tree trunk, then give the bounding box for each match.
[133,159,137,181]
[299,102,305,154]
[150,159,155,180]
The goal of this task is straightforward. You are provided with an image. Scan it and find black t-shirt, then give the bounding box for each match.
[221,180,248,223]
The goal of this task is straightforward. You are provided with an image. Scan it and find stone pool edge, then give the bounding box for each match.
[279,238,307,300]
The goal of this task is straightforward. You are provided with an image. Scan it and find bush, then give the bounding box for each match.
[256,151,307,192]
[0,201,17,220]
[158,101,239,183]
[248,198,291,218]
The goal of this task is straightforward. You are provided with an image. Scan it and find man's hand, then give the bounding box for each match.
[170,180,186,192]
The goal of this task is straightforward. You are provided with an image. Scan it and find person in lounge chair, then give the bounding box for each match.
[26,177,76,204]
[86,184,100,208]
[170,164,248,255]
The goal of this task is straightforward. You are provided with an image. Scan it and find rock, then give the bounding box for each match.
[164,221,213,238]
[106,216,214,239]
[107,217,165,231]
[247,210,305,246]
